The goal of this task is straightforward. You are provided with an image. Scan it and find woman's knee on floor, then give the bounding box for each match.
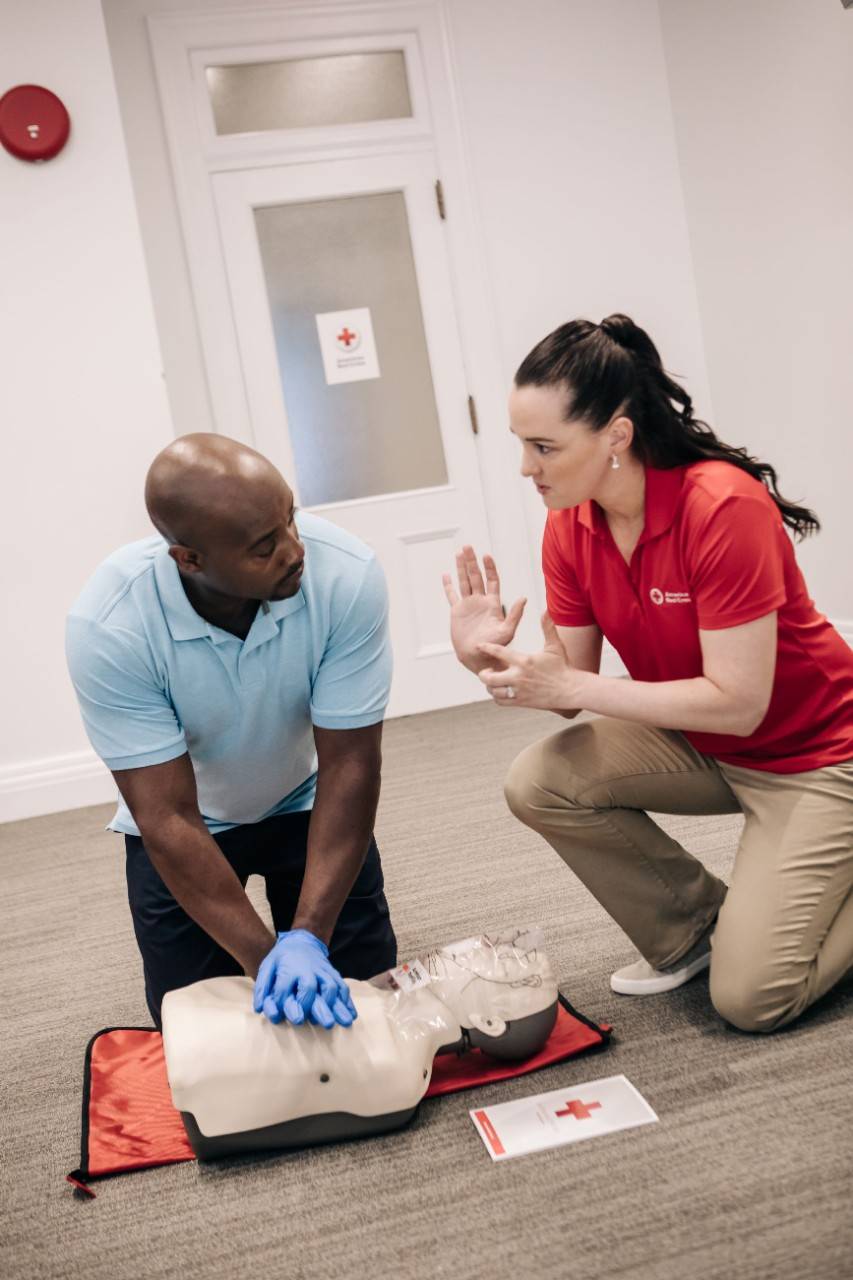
[709,955,804,1034]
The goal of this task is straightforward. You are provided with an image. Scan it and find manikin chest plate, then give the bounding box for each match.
[161,976,452,1138]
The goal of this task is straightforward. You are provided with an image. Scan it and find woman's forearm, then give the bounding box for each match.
[570,670,763,736]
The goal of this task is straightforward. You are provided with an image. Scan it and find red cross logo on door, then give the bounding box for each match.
[555,1098,602,1120]
[336,326,359,350]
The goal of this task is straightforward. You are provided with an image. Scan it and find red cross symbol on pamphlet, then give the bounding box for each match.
[555,1098,602,1120]
[337,327,357,347]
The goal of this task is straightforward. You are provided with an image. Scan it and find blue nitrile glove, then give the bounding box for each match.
[253,929,358,1029]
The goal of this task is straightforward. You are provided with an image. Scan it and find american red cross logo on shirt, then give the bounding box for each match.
[555,1098,602,1120]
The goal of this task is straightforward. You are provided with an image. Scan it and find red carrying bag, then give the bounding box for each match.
[67,994,611,1196]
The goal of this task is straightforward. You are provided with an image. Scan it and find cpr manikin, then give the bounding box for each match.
[162,928,559,1159]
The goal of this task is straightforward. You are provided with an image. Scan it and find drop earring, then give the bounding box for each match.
[610,454,620,470]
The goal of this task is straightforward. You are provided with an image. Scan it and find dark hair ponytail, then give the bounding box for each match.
[515,313,819,539]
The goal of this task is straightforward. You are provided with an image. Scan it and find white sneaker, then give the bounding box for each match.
[610,950,711,995]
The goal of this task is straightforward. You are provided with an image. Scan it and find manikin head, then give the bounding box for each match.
[145,433,305,602]
[380,928,560,1061]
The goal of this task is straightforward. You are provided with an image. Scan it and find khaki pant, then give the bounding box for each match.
[504,719,853,1033]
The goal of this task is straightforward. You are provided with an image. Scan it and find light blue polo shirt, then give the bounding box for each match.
[65,512,392,836]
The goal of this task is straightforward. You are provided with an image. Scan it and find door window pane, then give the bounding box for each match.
[254,191,448,505]
[206,52,411,136]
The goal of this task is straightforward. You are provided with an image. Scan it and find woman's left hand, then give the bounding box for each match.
[478,613,590,710]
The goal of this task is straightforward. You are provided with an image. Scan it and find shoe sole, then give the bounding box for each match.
[610,951,711,996]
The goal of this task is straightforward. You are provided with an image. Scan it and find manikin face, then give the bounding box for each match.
[418,929,559,1037]
[509,382,630,510]
[173,476,306,603]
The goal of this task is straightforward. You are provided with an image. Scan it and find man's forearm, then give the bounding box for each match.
[142,814,274,976]
[292,761,381,944]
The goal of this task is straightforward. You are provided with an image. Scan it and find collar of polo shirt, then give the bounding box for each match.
[578,465,685,545]
[153,543,305,647]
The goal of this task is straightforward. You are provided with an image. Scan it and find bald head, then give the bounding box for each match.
[144,434,304,607]
[145,433,284,549]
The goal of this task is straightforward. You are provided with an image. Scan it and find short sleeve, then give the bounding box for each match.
[65,616,187,770]
[542,517,595,626]
[687,494,788,630]
[310,556,392,730]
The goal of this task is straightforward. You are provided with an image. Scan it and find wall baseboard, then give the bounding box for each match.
[0,751,116,825]
[3,619,851,825]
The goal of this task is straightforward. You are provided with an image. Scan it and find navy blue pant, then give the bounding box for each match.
[125,810,397,1028]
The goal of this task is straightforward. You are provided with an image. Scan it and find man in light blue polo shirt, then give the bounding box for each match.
[66,433,397,1029]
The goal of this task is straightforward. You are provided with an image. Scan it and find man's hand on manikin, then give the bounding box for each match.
[253,929,358,1029]
[442,546,527,675]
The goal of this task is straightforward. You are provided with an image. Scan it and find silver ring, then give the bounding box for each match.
[504,685,516,700]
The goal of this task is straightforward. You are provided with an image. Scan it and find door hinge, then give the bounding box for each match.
[467,394,479,436]
[435,178,447,220]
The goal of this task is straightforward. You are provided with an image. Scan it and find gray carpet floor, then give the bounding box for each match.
[2,703,851,1280]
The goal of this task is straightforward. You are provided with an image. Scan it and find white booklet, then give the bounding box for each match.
[470,1074,658,1162]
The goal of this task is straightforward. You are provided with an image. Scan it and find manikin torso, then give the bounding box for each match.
[162,928,559,1159]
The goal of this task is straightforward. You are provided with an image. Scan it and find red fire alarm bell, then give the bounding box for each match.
[0,85,71,162]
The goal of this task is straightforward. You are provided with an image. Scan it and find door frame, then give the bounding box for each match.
[148,0,540,657]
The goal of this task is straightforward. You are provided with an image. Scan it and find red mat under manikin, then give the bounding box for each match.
[67,994,610,1196]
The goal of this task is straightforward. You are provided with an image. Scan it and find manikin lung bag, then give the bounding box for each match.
[162,927,559,1159]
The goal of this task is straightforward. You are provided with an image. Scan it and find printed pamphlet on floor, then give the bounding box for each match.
[470,1074,658,1161]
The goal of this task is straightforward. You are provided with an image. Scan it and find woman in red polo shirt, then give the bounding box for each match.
[444,314,853,1033]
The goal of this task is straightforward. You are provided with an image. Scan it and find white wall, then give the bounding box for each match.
[444,0,713,613]
[101,0,218,441]
[0,0,175,823]
[659,0,853,624]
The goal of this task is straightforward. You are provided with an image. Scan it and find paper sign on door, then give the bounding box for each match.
[315,307,381,385]
[470,1074,658,1162]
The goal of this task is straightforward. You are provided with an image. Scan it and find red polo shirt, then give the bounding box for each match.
[542,461,853,772]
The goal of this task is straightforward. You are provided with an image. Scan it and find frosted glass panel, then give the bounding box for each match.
[206,53,411,135]
[254,192,448,505]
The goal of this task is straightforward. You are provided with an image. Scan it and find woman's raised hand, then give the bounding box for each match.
[442,546,527,674]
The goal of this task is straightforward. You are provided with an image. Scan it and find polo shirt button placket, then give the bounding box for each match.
[626,549,643,605]
[237,646,255,687]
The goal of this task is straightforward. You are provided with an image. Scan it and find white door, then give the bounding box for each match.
[212,151,492,716]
